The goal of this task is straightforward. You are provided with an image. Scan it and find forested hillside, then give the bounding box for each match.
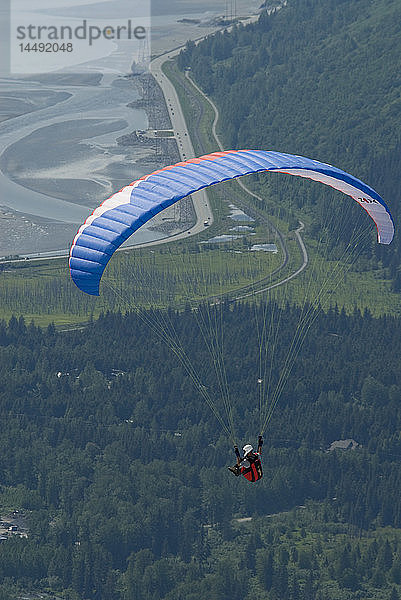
[178,0,401,279]
[1,305,401,598]
[2,1,401,598]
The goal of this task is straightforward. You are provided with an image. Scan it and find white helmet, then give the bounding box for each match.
[243,444,253,456]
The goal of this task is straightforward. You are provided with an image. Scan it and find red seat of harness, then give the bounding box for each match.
[240,455,263,482]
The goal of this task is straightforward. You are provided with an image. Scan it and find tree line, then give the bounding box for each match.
[177,0,401,285]
[0,302,401,598]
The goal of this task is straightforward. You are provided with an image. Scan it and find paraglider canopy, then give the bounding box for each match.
[69,149,394,296]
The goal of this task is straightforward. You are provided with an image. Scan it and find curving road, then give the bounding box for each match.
[184,69,309,296]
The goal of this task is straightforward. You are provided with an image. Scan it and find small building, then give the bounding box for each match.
[327,439,360,452]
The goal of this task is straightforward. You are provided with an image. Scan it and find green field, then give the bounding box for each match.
[0,238,283,326]
[1,52,399,328]
[1,218,399,329]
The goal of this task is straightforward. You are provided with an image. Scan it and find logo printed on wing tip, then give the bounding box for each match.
[357,197,379,205]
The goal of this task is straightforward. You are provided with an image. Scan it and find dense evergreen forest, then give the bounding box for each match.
[1,304,401,599]
[2,0,401,598]
[177,0,401,283]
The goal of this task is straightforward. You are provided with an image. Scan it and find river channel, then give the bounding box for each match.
[0,0,262,257]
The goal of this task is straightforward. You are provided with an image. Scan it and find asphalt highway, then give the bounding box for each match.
[150,50,213,238]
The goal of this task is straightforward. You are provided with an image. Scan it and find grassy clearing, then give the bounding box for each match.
[2,197,397,328]
[0,238,284,326]
[1,57,398,327]
[278,228,400,317]
[104,244,283,308]
[161,56,400,318]
[3,223,396,330]
[161,60,217,155]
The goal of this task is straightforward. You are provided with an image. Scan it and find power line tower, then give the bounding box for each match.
[225,0,237,22]
[130,35,150,75]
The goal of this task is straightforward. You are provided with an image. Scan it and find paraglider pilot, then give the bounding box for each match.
[228,436,263,482]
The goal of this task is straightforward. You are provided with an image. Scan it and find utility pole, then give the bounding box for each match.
[225,0,237,22]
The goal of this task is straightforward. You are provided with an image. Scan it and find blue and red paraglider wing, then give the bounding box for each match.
[69,149,394,296]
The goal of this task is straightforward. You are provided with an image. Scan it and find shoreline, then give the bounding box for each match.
[0,5,263,259]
